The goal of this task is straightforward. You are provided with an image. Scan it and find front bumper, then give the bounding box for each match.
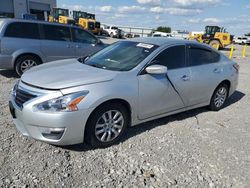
[9,96,93,146]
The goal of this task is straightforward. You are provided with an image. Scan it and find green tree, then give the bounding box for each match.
[156,26,171,33]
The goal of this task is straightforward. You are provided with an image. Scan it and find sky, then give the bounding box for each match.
[58,0,250,36]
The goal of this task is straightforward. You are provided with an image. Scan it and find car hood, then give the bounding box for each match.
[21,59,117,90]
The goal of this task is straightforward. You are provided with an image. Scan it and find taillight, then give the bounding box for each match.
[233,63,239,73]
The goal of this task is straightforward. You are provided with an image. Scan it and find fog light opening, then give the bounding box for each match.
[40,127,65,140]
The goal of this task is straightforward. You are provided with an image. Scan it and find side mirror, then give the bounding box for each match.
[145,65,168,75]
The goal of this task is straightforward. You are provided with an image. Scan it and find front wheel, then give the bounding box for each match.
[85,103,129,148]
[209,40,220,50]
[209,83,229,111]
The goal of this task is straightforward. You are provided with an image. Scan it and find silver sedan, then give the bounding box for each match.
[9,38,239,148]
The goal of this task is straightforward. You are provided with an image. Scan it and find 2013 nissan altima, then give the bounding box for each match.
[9,38,239,148]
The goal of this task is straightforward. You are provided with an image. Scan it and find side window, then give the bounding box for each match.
[188,46,220,66]
[153,45,186,69]
[72,28,97,44]
[4,22,40,39]
[43,24,71,42]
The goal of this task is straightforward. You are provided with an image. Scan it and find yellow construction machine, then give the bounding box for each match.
[189,26,233,50]
[49,8,76,25]
[72,11,95,32]
[86,13,102,35]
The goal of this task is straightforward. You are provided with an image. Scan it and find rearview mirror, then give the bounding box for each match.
[145,65,168,74]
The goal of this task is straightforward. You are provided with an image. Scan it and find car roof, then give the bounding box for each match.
[0,18,80,29]
[128,37,202,47]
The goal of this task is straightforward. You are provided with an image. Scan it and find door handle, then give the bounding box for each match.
[181,75,190,81]
[213,68,221,73]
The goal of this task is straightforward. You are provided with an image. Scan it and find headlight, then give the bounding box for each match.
[11,80,20,97]
[34,91,89,112]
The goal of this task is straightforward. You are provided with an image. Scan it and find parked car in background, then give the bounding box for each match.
[234,37,250,45]
[9,38,239,148]
[152,31,172,38]
[102,25,124,38]
[0,19,105,76]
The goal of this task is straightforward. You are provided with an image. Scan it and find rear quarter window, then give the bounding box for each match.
[189,46,220,66]
[4,22,40,39]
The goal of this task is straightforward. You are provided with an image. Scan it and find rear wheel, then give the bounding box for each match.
[15,55,41,76]
[85,103,129,148]
[209,40,220,50]
[209,83,229,111]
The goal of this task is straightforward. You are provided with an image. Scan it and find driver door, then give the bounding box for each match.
[137,45,190,120]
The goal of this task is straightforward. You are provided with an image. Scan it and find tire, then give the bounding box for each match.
[209,83,229,111]
[85,103,129,148]
[15,55,41,76]
[209,40,220,50]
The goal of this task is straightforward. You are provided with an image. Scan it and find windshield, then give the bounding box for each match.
[84,41,158,71]
[205,26,220,35]
[58,9,68,16]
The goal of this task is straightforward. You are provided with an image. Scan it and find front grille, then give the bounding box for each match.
[15,89,37,108]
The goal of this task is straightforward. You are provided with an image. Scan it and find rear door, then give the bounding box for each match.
[137,45,190,119]
[40,24,75,62]
[71,27,103,57]
[187,44,223,106]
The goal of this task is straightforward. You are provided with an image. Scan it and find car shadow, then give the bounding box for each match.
[220,47,233,52]
[0,69,19,78]
[62,90,245,152]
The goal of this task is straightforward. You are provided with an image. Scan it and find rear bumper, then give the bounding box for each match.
[0,54,13,69]
[229,73,239,97]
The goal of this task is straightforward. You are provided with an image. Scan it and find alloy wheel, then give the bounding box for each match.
[214,86,227,108]
[20,60,37,73]
[95,110,124,142]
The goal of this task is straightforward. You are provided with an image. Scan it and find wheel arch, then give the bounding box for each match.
[12,49,46,68]
[84,98,132,142]
[14,53,43,67]
[212,79,231,99]
[219,80,231,90]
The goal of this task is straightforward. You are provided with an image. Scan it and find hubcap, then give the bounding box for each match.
[20,60,37,73]
[95,110,124,142]
[214,87,227,108]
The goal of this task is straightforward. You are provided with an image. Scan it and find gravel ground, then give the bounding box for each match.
[0,43,250,187]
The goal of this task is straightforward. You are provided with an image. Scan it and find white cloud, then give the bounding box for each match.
[137,0,161,6]
[118,6,146,13]
[150,7,202,15]
[187,18,201,23]
[173,0,221,7]
[246,4,250,9]
[61,4,93,11]
[155,15,160,20]
[96,6,112,12]
[203,17,221,23]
